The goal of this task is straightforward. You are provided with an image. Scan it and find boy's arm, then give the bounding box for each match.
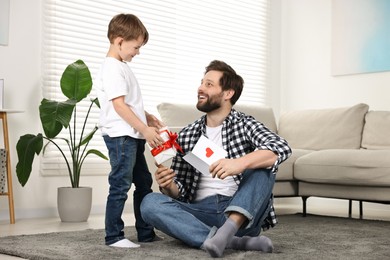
[111,96,163,147]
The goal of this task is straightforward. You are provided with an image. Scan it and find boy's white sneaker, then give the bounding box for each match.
[109,239,140,248]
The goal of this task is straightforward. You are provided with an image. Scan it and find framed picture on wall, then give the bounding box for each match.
[332,0,390,75]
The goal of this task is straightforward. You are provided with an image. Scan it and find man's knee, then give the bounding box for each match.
[141,193,157,211]
[140,192,165,221]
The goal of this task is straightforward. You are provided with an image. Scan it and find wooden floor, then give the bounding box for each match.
[1,197,389,260]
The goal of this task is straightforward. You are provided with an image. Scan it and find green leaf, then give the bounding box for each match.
[61,60,92,102]
[16,134,43,187]
[78,126,99,147]
[39,99,76,138]
[86,149,108,160]
[16,60,105,188]
[91,97,100,109]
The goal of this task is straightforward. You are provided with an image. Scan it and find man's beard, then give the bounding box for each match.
[196,93,223,113]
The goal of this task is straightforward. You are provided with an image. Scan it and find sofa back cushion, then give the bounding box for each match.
[361,111,390,149]
[278,103,369,150]
[157,103,204,128]
[157,103,277,132]
[234,104,277,132]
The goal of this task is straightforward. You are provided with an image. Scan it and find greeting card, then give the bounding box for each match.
[183,135,227,175]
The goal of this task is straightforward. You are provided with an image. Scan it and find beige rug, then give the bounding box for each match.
[0,214,389,259]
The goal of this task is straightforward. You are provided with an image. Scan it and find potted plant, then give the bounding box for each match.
[16,59,108,222]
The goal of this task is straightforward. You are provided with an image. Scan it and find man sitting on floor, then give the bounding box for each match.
[141,60,292,257]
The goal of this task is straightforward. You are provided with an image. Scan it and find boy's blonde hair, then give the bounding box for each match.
[107,14,149,45]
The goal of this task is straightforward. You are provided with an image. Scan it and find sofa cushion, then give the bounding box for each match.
[276,148,313,181]
[273,182,298,197]
[234,104,277,132]
[157,103,277,132]
[278,103,369,150]
[157,103,204,128]
[361,111,390,149]
[294,149,390,186]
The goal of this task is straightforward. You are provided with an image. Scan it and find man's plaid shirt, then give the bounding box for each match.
[170,108,292,229]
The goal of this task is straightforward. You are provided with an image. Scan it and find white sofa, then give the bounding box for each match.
[145,102,390,218]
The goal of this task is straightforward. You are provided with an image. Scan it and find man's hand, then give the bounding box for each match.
[154,164,179,198]
[155,164,175,188]
[209,158,244,179]
[209,150,278,179]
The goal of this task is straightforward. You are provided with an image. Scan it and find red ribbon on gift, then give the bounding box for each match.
[151,130,183,157]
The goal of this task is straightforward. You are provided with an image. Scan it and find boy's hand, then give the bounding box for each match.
[146,113,165,129]
[143,126,164,148]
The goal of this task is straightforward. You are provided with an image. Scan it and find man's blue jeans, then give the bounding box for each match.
[141,168,275,248]
[104,135,155,245]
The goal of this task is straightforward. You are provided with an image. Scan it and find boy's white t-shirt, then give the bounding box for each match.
[194,125,238,201]
[94,57,147,139]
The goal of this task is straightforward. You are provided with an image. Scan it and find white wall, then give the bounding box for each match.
[279,0,390,112]
[1,0,390,222]
[277,0,390,217]
[0,0,111,221]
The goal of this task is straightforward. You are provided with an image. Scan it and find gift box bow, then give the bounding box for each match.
[151,130,183,157]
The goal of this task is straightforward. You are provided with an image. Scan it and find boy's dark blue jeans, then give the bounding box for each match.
[103,135,155,245]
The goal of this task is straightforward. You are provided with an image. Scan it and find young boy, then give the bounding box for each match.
[95,13,164,248]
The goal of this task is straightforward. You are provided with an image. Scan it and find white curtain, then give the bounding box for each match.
[41,0,271,176]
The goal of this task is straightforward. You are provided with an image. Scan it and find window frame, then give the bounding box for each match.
[41,0,271,176]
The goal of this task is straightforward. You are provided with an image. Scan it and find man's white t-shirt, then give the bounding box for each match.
[195,125,238,201]
[94,57,147,139]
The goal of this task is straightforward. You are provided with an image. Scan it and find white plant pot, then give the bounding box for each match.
[57,186,92,222]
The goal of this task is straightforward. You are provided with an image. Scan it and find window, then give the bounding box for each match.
[42,0,271,176]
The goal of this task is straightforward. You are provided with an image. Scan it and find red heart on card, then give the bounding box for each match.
[205,147,214,158]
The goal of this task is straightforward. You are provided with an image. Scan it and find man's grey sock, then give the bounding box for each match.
[202,218,239,258]
[228,235,274,253]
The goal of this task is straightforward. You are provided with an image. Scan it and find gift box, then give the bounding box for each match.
[149,127,183,165]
